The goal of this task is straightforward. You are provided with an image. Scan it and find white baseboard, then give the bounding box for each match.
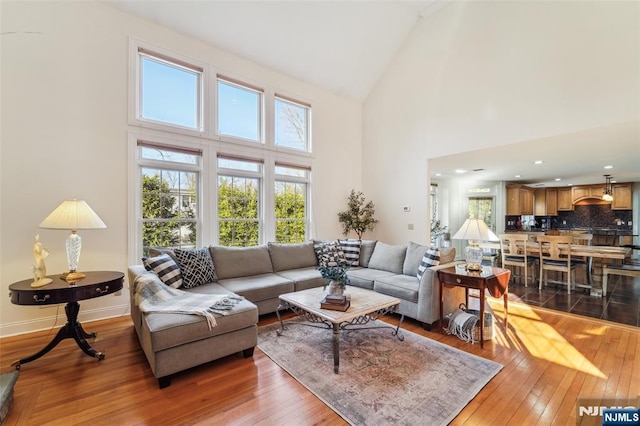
[0,304,131,338]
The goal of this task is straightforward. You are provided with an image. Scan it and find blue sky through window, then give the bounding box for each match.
[141,57,198,129]
[217,81,260,141]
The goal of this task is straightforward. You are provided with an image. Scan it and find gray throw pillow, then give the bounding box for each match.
[367,242,406,274]
[268,241,317,272]
[358,240,377,267]
[403,241,429,276]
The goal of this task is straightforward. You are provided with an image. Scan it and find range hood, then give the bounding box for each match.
[573,197,611,206]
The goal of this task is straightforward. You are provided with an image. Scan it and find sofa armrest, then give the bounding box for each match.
[415,261,462,324]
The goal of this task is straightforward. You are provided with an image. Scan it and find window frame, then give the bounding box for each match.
[129,39,208,137]
[215,74,265,145]
[216,154,264,247]
[274,93,312,153]
[127,39,316,261]
[274,162,311,244]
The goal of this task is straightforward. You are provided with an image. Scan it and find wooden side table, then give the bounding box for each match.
[437,265,511,348]
[8,271,124,368]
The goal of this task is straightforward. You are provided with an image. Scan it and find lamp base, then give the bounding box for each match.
[465,264,483,272]
[62,271,86,282]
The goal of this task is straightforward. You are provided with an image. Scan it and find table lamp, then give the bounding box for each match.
[452,217,498,271]
[39,199,106,281]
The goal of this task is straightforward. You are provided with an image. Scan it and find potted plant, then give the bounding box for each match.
[318,265,350,296]
[337,190,378,239]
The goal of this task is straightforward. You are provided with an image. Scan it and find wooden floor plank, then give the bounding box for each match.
[1,296,638,425]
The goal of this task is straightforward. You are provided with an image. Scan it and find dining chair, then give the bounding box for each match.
[537,235,576,293]
[499,233,537,287]
[571,233,593,285]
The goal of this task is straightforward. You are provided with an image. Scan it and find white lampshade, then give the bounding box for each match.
[452,218,497,271]
[39,200,106,230]
[452,218,498,242]
[39,199,106,281]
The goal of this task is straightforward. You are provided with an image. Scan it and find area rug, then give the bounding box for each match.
[257,317,503,425]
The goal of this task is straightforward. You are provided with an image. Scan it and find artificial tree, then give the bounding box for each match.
[337,190,378,239]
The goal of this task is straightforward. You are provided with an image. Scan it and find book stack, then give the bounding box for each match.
[320,294,350,311]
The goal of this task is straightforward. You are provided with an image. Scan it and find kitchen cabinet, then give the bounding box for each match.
[534,188,558,216]
[557,187,573,211]
[507,185,534,215]
[572,184,605,203]
[612,183,632,210]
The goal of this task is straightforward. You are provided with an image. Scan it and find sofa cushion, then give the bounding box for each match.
[339,239,361,266]
[346,267,396,290]
[439,247,456,265]
[417,247,441,280]
[148,247,179,263]
[143,284,258,352]
[210,245,273,279]
[374,274,419,303]
[142,254,183,288]
[268,241,317,272]
[367,242,406,274]
[276,267,325,292]
[174,248,217,288]
[313,240,347,267]
[403,241,429,277]
[217,273,294,302]
[359,240,377,267]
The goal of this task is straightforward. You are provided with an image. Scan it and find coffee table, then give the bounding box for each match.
[275,286,404,373]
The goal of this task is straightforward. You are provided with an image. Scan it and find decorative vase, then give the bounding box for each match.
[327,280,344,296]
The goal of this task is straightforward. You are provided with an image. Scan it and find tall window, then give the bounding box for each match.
[129,40,314,260]
[138,48,202,131]
[275,164,309,243]
[275,95,310,151]
[138,143,200,256]
[217,156,262,247]
[468,197,494,230]
[217,76,263,142]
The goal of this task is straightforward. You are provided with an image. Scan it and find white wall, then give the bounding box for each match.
[0,2,362,336]
[362,1,639,245]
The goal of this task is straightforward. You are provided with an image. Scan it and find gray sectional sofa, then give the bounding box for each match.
[128,240,458,388]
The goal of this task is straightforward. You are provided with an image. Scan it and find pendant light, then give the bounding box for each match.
[602,175,613,202]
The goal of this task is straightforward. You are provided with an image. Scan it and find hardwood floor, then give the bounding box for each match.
[1,299,638,425]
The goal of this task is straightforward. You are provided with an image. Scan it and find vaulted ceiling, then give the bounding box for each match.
[107,0,441,102]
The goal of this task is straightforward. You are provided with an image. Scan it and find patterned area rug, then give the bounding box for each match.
[257,317,502,426]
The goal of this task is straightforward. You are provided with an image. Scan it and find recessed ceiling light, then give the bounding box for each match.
[514,175,521,178]
[435,173,442,176]
[555,178,561,181]
[568,183,573,186]
[534,160,544,165]
[611,179,617,183]
[604,165,613,169]
[455,169,467,174]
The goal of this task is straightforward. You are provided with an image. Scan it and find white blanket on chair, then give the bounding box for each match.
[134,274,243,330]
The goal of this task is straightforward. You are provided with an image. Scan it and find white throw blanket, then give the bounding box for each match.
[445,308,479,343]
[134,274,243,330]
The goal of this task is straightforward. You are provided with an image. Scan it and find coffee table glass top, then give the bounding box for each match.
[278,286,400,323]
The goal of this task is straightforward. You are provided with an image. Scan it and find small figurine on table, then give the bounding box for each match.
[32,234,53,287]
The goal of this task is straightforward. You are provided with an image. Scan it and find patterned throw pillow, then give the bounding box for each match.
[339,239,361,266]
[314,241,347,268]
[143,253,184,288]
[417,247,441,280]
[174,248,218,289]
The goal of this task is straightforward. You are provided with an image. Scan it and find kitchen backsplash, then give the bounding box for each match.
[506,205,633,231]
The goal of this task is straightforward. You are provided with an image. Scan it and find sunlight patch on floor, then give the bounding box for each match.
[489,299,607,379]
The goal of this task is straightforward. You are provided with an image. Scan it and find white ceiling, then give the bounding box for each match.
[107,0,639,187]
[429,120,640,188]
[107,0,439,102]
